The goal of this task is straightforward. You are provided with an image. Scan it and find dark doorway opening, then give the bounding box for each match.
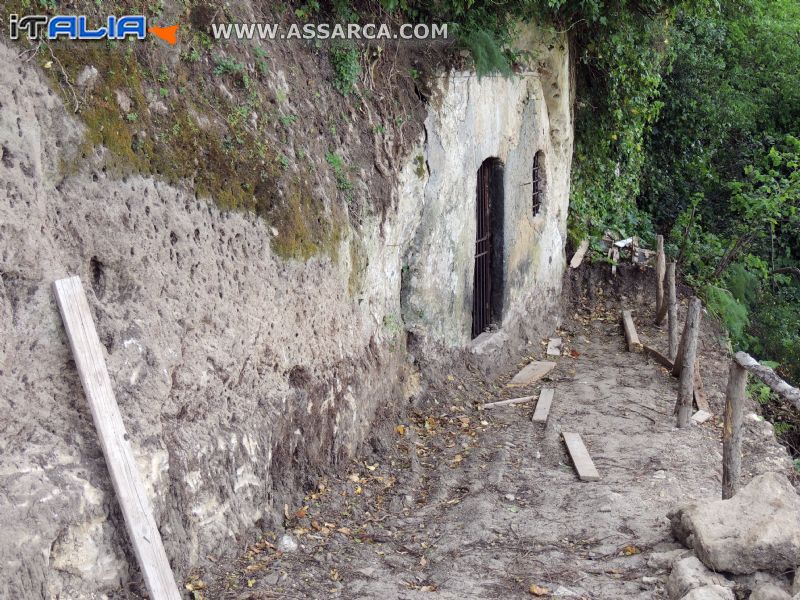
[472,157,504,339]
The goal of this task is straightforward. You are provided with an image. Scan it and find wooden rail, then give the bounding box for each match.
[54,277,181,599]
[722,351,800,499]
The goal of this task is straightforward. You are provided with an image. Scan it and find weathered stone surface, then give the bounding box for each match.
[680,585,735,600]
[750,583,793,600]
[669,473,800,574]
[667,557,733,599]
[733,572,792,597]
[648,548,693,571]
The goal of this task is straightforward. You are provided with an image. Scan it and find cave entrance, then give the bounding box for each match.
[472,157,504,339]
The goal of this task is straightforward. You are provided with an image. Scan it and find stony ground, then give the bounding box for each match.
[199,287,793,600]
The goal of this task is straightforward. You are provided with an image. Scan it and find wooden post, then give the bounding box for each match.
[676,297,702,427]
[666,262,678,359]
[672,297,701,378]
[722,361,747,499]
[655,235,666,322]
[53,277,181,600]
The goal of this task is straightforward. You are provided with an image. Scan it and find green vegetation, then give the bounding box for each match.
[640,1,800,386]
[325,152,353,194]
[212,55,245,77]
[329,44,361,96]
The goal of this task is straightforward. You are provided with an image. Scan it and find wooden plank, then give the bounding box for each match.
[546,337,562,356]
[693,362,710,413]
[570,239,590,269]
[643,344,674,370]
[563,432,600,481]
[483,396,534,409]
[734,351,800,409]
[509,361,556,386]
[723,361,747,499]
[621,310,642,352]
[532,388,555,424]
[53,276,181,600]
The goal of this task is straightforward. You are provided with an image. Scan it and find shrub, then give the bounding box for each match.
[329,44,360,96]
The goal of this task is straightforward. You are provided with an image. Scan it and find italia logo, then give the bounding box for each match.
[8,15,179,45]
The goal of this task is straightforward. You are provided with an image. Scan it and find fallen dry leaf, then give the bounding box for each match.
[529,584,550,596]
[396,424,406,436]
[622,545,640,556]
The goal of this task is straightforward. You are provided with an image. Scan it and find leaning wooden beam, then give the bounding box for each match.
[675,298,703,427]
[655,235,666,323]
[643,344,674,370]
[570,239,590,269]
[483,396,534,409]
[693,362,711,413]
[672,297,702,378]
[563,432,600,481]
[53,277,181,600]
[734,352,800,410]
[621,310,643,352]
[722,360,747,499]
[666,262,678,360]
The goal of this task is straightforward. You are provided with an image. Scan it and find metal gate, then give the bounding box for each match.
[472,158,503,338]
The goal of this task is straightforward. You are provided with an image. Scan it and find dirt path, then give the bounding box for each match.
[201,294,791,600]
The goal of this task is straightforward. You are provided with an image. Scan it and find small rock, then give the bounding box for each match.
[115,89,132,113]
[669,472,800,574]
[750,584,793,600]
[149,101,169,116]
[277,534,298,553]
[691,410,712,424]
[546,337,562,356]
[553,585,579,597]
[218,83,234,101]
[750,583,792,600]
[504,493,516,502]
[667,557,733,600]
[648,548,692,570]
[653,470,667,479]
[76,65,99,89]
[680,585,735,600]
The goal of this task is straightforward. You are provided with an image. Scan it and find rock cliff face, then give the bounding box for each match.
[0,25,573,598]
[402,34,573,349]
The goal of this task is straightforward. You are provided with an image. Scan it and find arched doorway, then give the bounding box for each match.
[472,157,504,339]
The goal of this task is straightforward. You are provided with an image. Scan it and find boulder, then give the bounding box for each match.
[681,586,735,600]
[750,583,792,600]
[669,473,800,574]
[667,557,733,600]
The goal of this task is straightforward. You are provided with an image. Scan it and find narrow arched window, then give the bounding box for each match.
[532,150,544,216]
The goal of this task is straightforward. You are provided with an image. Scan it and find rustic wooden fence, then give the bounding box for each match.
[722,352,800,498]
[641,235,800,500]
